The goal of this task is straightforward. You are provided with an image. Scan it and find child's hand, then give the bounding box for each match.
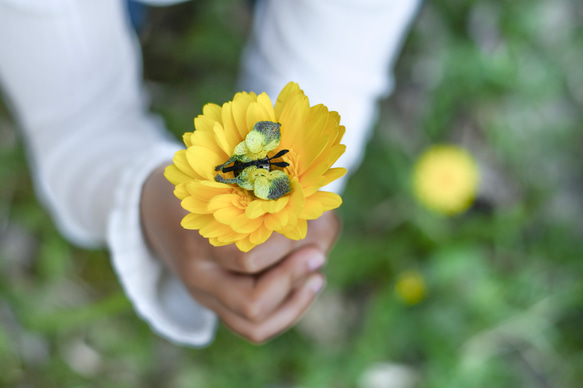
[140,165,340,343]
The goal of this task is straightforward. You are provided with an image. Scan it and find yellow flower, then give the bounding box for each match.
[413,145,479,215]
[395,271,426,305]
[164,82,346,252]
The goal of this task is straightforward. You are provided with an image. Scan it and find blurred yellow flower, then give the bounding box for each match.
[395,271,426,305]
[165,82,346,252]
[413,145,479,215]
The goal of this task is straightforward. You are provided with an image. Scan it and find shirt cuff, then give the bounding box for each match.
[107,142,218,347]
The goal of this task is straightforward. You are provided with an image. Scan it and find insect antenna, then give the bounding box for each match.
[270,161,289,168]
[268,149,290,168]
[269,149,289,160]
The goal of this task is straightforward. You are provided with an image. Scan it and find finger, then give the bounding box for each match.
[197,273,326,344]
[248,211,340,269]
[210,232,295,274]
[197,247,326,322]
[302,211,341,254]
[209,211,341,274]
[248,247,326,321]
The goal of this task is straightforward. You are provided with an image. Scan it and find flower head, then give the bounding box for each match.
[413,145,479,215]
[395,270,426,305]
[165,82,346,252]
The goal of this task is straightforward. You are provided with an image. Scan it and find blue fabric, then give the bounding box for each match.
[126,0,149,31]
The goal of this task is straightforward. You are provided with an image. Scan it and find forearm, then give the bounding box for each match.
[0,0,216,347]
[0,0,177,246]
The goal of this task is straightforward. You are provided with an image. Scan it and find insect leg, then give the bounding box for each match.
[214,154,243,171]
[214,174,241,185]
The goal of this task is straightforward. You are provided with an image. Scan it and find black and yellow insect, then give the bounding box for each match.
[214,121,292,200]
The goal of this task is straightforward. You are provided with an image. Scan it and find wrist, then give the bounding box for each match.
[139,162,187,266]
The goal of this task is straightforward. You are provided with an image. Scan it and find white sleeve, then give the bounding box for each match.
[0,0,419,347]
[0,0,216,347]
[239,0,421,193]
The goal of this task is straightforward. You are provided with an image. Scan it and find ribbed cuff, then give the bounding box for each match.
[107,143,218,347]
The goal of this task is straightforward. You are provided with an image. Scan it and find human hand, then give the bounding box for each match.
[140,164,341,343]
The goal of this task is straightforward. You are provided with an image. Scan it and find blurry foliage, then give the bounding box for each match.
[1,0,582,387]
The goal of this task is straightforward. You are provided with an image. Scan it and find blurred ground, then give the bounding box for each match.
[1,0,582,387]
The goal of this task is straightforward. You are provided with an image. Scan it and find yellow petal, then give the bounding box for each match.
[194,114,217,133]
[264,211,288,230]
[300,145,346,187]
[285,207,298,228]
[186,146,224,181]
[314,191,343,210]
[232,92,258,138]
[294,105,330,173]
[249,224,272,245]
[187,181,229,201]
[181,196,211,214]
[302,176,326,197]
[202,103,222,123]
[332,124,346,146]
[278,93,310,149]
[208,193,240,212]
[181,213,215,230]
[302,168,346,197]
[164,164,193,186]
[200,180,233,189]
[321,110,342,142]
[171,150,197,180]
[220,101,245,144]
[200,219,232,238]
[246,101,275,132]
[300,191,342,219]
[278,190,301,229]
[299,200,323,220]
[286,179,306,216]
[173,183,189,200]
[275,82,302,118]
[214,206,244,225]
[235,237,256,253]
[281,219,307,240]
[183,132,194,148]
[294,136,333,175]
[322,167,347,187]
[262,196,289,213]
[256,93,276,121]
[209,237,229,247]
[213,121,234,157]
[245,200,266,219]
[231,214,263,234]
[245,196,290,219]
[190,130,218,152]
[213,228,246,244]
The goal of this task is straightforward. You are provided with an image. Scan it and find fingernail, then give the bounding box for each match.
[308,275,325,294]
[307,252,326,271]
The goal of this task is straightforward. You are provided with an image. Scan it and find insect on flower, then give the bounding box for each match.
[214,121,292,200]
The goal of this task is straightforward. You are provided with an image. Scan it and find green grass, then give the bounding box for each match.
[1,0,582,387]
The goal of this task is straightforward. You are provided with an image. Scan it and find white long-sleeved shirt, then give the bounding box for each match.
[0,0,419,347]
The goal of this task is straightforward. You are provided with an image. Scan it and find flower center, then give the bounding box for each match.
[281,148,299,178]
[234,188,254,207]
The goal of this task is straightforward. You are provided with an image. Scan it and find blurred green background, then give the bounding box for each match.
[1,0,582,387]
